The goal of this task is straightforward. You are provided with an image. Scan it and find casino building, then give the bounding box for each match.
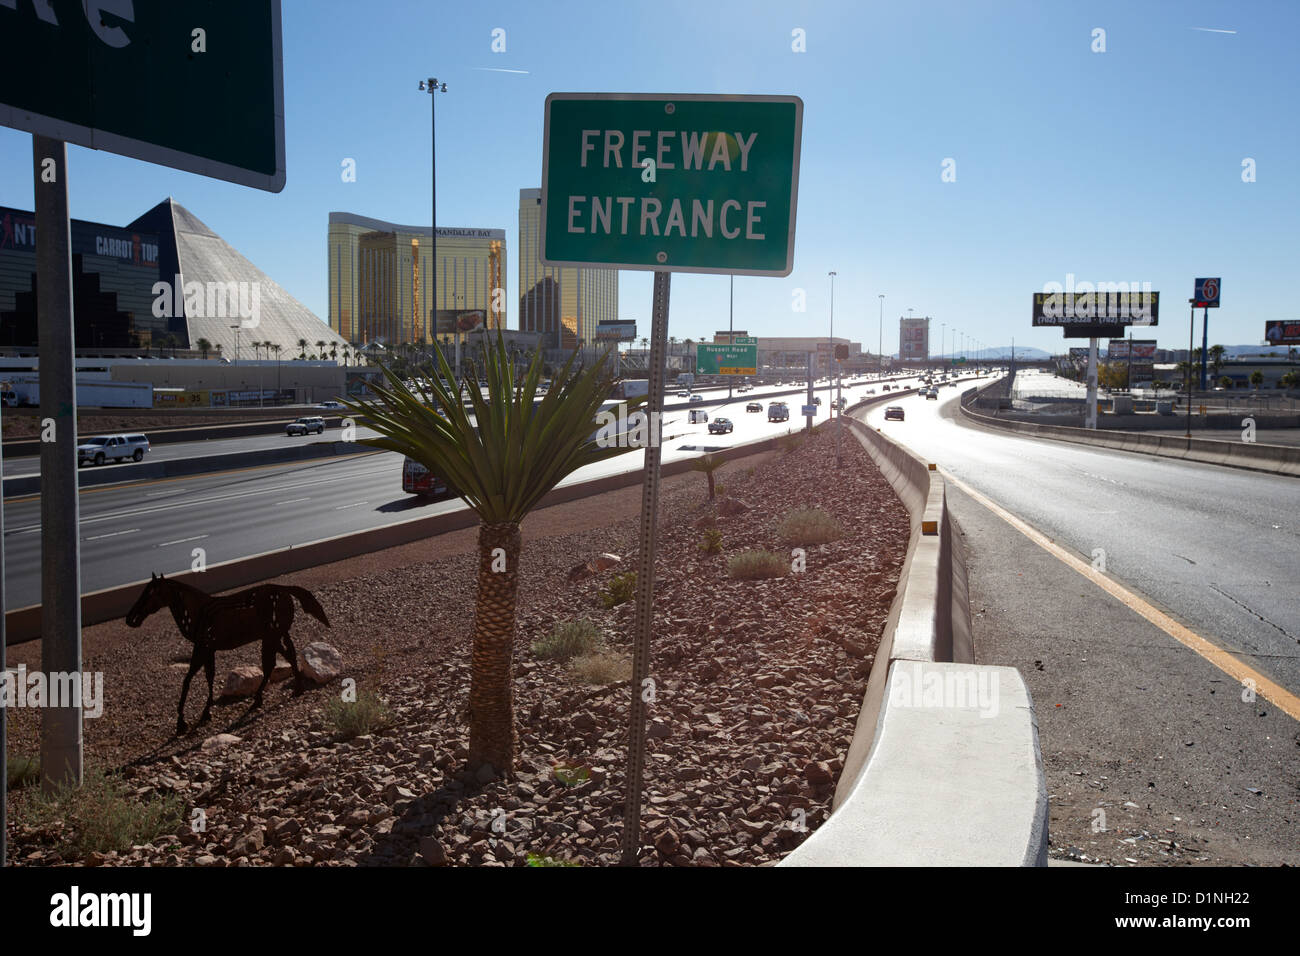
[0,199,348,359]
[327,212,506,347]
[518,188,618,349]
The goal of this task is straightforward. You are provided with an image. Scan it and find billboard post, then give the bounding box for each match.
[1194,278,1220,391]
[1085,337,1099,429]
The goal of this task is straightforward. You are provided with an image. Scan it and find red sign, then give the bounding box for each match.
[1265,321,1300,345]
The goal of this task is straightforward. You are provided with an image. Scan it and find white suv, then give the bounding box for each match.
[78,434,150,466]
[286,416,326,436]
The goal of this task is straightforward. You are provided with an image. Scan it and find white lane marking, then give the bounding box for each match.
[157,534,209,547]
[277,497,312,505]
[4,462,395,534]
[85,528,140,541]
[335,500,370,510]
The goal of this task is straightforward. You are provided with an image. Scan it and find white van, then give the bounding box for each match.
[688,409,709,424]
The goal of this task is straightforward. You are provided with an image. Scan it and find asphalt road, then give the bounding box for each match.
[0,370,957,611]
[860,386,1300,697]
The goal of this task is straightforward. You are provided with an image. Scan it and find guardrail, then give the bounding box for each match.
[960,384,1300,478]
[4,431,790,645]
[780,385,1049,867]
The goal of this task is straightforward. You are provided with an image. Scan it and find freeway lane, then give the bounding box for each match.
[859,385,1300,695]
[0,372,950,612]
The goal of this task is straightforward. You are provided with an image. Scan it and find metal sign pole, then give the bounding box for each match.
[806,352,814,433]
[1186,298,1194,445]
[1,376,6,867]
[34,135,83,795]
[1085,337,1099,429]
[620,269,670,866]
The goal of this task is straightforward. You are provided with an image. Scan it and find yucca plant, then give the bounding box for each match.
[340,330,646,774]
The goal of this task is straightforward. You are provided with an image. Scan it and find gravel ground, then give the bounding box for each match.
[5,422,910,866]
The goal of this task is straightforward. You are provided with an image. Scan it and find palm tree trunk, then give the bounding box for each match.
[467,520,521,774]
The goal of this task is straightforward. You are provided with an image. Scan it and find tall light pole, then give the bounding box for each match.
[419,76,448,375]
[728,274,734,401]
[878,294,884,377]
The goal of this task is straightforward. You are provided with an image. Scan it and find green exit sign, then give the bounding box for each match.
[541,93,802,276]
[0,1,285,192]
[697,343,758,375]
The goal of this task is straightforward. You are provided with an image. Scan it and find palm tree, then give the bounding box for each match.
[688,453,727,500]
[315,339,327,360]
[1209,344,1225,378]
[341,331,646,775]
[297,338,308,360]
[1250,370,1264,390]
[195,337,212,360]
[330,343,339,364]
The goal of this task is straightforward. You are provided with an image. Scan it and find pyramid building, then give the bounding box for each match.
[129,199,348,358]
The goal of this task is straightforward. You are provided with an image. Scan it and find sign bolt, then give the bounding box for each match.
[656,251,667,263]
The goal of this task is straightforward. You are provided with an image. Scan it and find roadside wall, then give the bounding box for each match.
[780,384,1048,867]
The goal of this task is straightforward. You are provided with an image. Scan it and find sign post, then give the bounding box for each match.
[0,1,287,826]
[1194,278,1220,391]
[542,92,802,864]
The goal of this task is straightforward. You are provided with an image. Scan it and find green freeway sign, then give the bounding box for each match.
[697,343,758,375]
[0,1,285,192]
[541,93,803,276]
[733,336,758,344]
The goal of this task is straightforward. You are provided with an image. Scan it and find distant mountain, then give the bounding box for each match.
[1219,344,1298,359]
[888,346,1051,360]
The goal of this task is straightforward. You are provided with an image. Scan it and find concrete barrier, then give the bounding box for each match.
[4,433,789,644]
[959,394,1300,478]
[3,440,376,498]
[781,385,1048,866]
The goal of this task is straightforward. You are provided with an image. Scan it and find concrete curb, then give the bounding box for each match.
[958,388,1300,478]
[3,433,788,644]
[780,384,1049,867]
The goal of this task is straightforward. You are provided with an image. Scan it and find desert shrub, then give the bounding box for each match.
[7,754,39,790]
[776,507,845,547]
[532,619,601,661]
[727,549,789,580]
[527,852,581,867]
[699,529,723,554]
[324,689,391,739]
[21,767,184,858]
[598,571,637,609]
[570,649,633,685]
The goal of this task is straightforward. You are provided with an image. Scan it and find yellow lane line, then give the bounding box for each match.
[943,469,1300,722]
[4,451,386,504]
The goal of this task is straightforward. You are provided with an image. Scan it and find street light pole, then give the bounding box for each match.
[878,294,884,377]
[420,76,447,375]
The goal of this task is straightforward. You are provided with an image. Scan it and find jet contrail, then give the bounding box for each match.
[1190,27,1237,34]
[472,67,530,74]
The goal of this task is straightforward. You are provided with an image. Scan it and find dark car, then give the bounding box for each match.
[746,402,763,412]
[884,406,905,421]
[925,388,938,400]
[767,402,789,422]
[708,417,734,434]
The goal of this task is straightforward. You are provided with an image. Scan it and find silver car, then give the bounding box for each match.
[78,434,150,466]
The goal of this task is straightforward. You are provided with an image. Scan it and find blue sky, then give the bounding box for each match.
[2,0,1295,356]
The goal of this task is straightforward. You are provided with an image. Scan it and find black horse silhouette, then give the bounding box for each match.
[126,574,330,735]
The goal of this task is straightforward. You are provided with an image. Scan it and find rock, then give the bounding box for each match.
[201,733,242,751]
[647,720,671,739]
[270,664,294,684]
[272,847,297,866]
[566,562,594,585]
[804,761,834,786]
[231,828,265,857]
[591,553,621,572]
[85,851,107,867]
[299,642,343,684]
[419,836,449,866]
[221,666,265,698]
[654,828,680,856]
[475,763,497,785]
[715,497,751,517]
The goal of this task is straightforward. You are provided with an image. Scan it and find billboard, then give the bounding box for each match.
[899,317,929,360]
[1128,339,1156,384]
[436,310,486,334]
[1107,340,1128,361]
[1265,321,1300,345]
[595,320,637,341]
[1033,291,1159,337]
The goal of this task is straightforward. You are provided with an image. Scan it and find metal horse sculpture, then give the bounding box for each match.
[126,574,330,735]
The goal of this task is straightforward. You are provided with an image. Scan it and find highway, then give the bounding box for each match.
[859,384,1300,696]
[0,372,949,611]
